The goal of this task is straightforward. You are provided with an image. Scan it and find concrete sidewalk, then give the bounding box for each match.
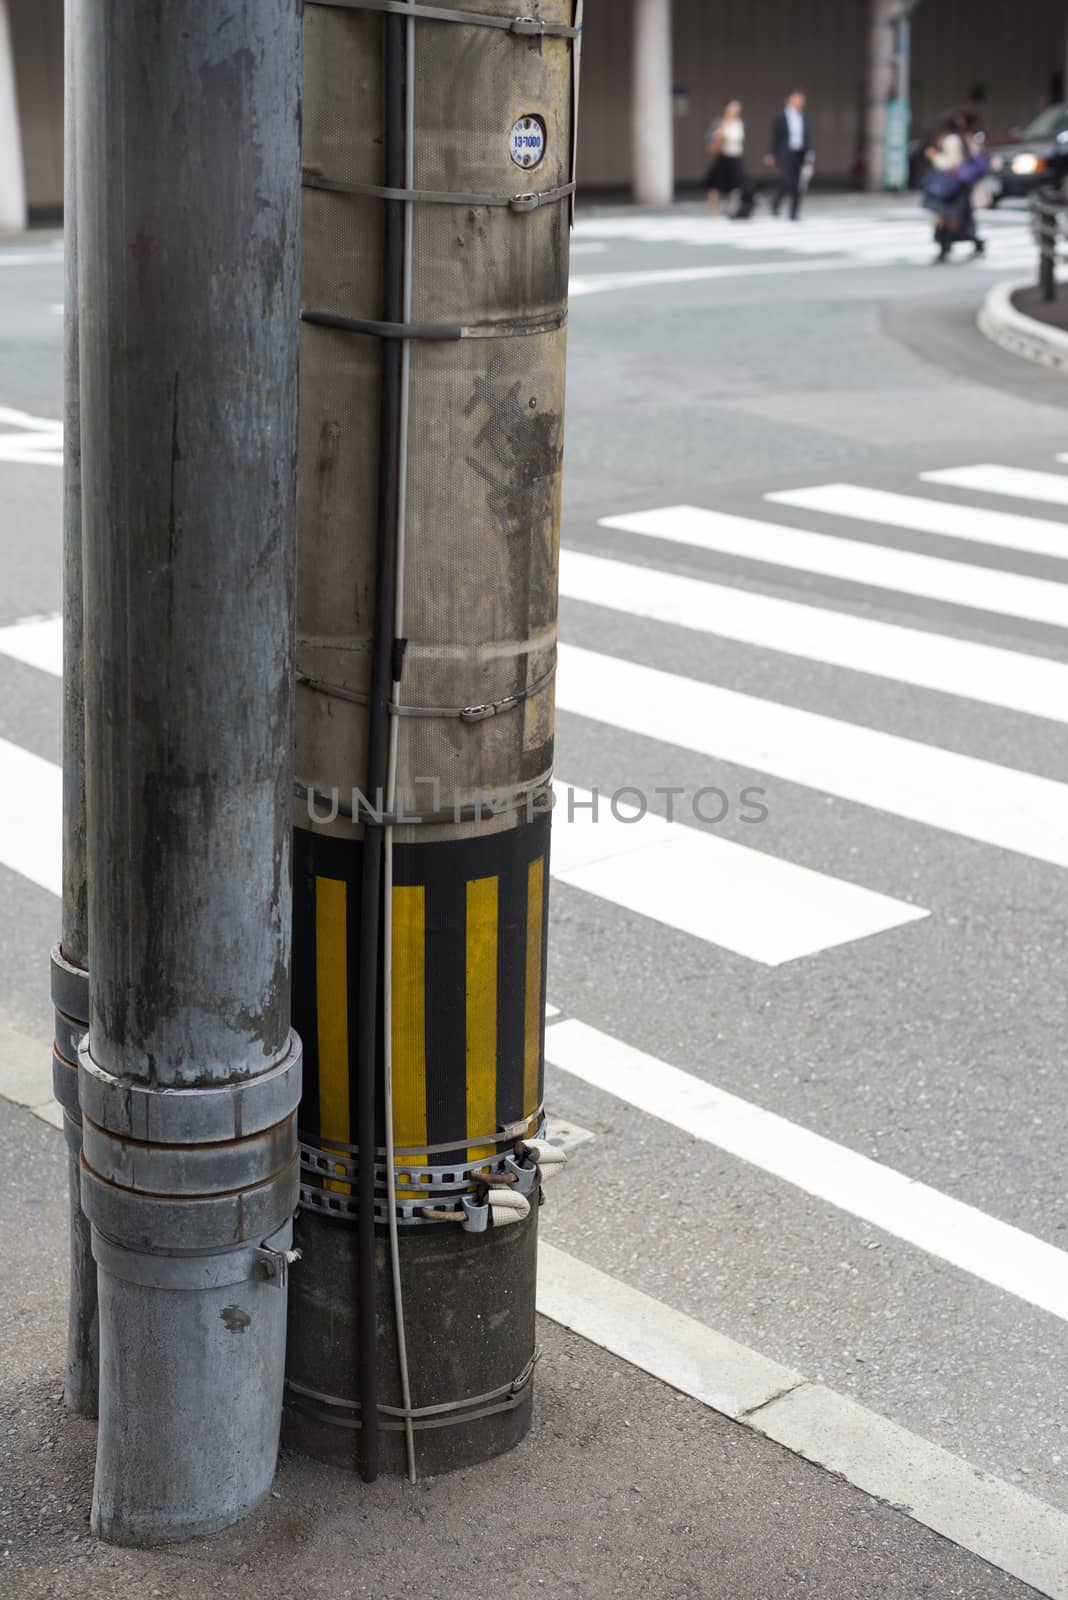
[0,1101,1042,1600]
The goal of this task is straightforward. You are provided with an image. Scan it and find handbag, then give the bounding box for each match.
[922,168,963,203]
[957,154,991,185]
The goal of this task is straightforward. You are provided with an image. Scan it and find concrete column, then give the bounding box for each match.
[0,0,27,231]
[632,0,673,206]
[865,0,897,192]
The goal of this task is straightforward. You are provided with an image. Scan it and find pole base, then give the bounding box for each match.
[283,1200,538,1476]
[90,1226,292,1546]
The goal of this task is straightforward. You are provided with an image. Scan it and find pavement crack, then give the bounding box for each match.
[736,1379,809,1422]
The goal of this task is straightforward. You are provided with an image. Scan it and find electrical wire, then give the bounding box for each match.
[381,0,418,1486]
[355,7,406,1485]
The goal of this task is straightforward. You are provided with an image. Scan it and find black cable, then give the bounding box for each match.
[356,8,406,1485]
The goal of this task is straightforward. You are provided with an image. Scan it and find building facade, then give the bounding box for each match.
[1,0,1066,230]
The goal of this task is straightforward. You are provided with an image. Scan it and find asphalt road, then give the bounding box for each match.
[2,194,1068,1584]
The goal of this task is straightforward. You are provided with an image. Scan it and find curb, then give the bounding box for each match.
[978,278,1068,372]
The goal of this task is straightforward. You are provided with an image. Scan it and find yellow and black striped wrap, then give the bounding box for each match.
[293,812,550,1184]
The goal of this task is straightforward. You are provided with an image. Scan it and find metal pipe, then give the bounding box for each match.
[52,0,97,1421]
[76,0,302,1544]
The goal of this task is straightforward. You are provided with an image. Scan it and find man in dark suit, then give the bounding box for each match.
[765,90,813,220]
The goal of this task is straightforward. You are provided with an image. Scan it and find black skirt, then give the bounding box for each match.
[705,153,744,193]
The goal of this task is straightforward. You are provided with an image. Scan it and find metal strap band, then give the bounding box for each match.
[305,0,580,39]
[296,660,556,722]
[301,1113,545,1161]
[301,306,566,342]
[303,170,575,213]
[285,1350,539,1428]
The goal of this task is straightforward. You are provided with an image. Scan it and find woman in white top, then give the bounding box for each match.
[923,111,986,262]
[704,100,745,216]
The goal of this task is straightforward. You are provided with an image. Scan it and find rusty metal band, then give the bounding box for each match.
[285,1350,538,1430]
[296,660,556,722]
[294,773,554,828]
[303,170,575,212]
[301,307,567,342]
[304,0,580,38]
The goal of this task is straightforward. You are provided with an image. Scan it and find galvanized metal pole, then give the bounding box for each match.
[76,0,302,1545]
[285,0,577,1478]
[50,0,97,1423]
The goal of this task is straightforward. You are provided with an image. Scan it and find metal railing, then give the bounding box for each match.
[1031,185,1068,303]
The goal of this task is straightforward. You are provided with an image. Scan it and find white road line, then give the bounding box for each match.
[600,503,1068,629]
[923,464,1068,507]
[544,1018,1068,1324]
[538,1245,1068,1598]
[570,256,875,298]
[0,406,64,466]
[559,548,1068,724]
[0,737,62,896]
[0,251,63,269]
[556,642,1068,869]
[766,481,1068,561]
[551,782,925,965]
[0,614,62,676]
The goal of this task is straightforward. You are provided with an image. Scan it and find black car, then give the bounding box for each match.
[989,103,1068,200]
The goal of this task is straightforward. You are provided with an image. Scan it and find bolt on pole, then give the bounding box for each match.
[284,0,580,1478]
[50,0,97,1422]
[75,0,303,1545]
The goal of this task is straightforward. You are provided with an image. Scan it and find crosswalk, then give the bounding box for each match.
[2,456,1068,971]
[573,203,1037,275]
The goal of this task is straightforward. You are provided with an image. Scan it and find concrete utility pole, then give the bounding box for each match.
[866,0,920,192]
[76,0,302,1544]
[0,0,27,231]
[50,0,96,1421]
[284,0,577,1480]
[632,0,674,206]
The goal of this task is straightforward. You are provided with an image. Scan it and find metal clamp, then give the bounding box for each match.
[460,1196,489,1232]
[255,1229,303,1290]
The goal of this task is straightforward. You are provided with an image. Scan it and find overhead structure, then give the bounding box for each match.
[285,0,579,1480]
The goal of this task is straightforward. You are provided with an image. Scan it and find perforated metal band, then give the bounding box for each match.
[305,0,580,39]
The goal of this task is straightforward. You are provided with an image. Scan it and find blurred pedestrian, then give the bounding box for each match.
[704,99,746,217]
[922,111,988,262]
[765,90,813,220]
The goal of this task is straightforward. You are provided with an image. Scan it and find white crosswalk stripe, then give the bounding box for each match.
[556,642,1068,870]
[573,206,1035,274]
[600,503,1068,628]
[922,463,1068,507]
[766,482,1068,562]
[551,781,926,965]
[0,736,62,896]
[559,548,1068,724]
[0,614,62,675]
